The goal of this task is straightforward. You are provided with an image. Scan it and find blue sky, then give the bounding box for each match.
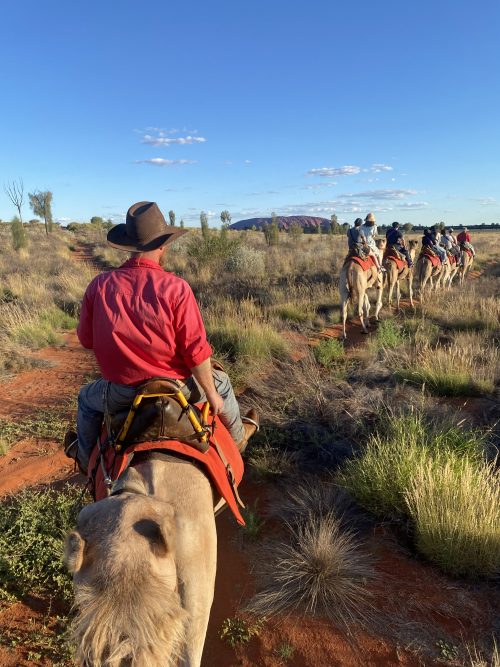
[1,0,499,227]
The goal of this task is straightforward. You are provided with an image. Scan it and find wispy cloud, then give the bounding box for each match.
[142,134,206,147]
[367,163,393,173]
[307,165,361,177]
[134,158,196,166]
[351,188,418,200]
[471,196,497,206]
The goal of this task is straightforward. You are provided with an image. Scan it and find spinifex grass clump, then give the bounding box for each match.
[406,457,500,578]
[0,485,86,601]
[371,318,406,350]
[338,411,488,519]
[247,512,374,630]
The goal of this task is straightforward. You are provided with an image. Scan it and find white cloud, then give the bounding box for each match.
[304,182,337,190]
[351,189,418,200]
[368,163,393,173]
[307,165,361,177]
[134,158,196,166]
[244,159,252,164]
[142,134,206,147]
[397,201,429,209]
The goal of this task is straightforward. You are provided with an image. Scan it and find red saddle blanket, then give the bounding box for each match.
[421,250,441,268]
[88,414,245,525]
[386,255,407,271]
[462,247,473,259]
[349,254,376,271]
[448,253,457,265]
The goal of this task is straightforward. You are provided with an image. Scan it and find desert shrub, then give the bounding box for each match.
[406,457,500,577]
[371,318,406,350]
[187,229,241,273]
[220,616,264,646]
[403,317,441,346]
[313,337,344,367]
[338,411,488,519]
[0,485,86,601]
[247,512,374,630]
[11,216,27,251]
[224,245,266,277]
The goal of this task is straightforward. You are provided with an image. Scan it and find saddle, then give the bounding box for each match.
[385,245,407,271]
[107,378,210,454]
[420,247,441,268]
[345,252,375,271]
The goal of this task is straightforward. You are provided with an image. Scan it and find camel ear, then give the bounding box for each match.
[133,509,174,558]
[64,531,85,573]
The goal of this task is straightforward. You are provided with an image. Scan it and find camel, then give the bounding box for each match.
[458,246,474,285]
[442,253,460,289]
[64,453,217,667]
[383,239,419,308]
[339,244,383,340]
[414,249,445,302]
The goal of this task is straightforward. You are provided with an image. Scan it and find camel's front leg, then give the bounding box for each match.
[374,287,382,321]
[341,298,348,340]
[408,275,414,307]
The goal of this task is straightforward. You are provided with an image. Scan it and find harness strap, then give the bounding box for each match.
[211,434,245,510]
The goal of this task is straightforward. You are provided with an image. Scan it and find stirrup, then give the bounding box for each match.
[242,416,260,432]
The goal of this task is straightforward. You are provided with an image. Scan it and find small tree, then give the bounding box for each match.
[179,219,185,228]
[220,210,231,227]
[169,210,176,226]
[263,222,279,246]
[11,215,27,251]
[28,190,53,236]
[4,178,24,224]
[200,211,209,240]
[90,216,104,226]
[289,221,303,244]
[330,214,341,235]
[403,223,413,233]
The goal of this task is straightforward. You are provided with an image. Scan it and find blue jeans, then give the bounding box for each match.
[77,370,245,470]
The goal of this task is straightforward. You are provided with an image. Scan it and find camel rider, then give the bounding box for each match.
[422,228,447,265]
[430,226,448,264]
[385,222,413,268]
[441,228,461,263]
[347,217,367,254]
[67,201,259,473]
[456,227,476,256]
[361,212,385,272]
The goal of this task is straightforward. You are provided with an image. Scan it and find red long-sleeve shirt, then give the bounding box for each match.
[77,258,212,385]
[457,231,471,244]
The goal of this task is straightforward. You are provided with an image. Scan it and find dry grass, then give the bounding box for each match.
[406,456,500,577]
[247,511,375,631]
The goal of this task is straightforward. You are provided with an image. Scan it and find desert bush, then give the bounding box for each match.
[0,485,86,601]
[338,410,488,519]
[247,511,374,630]
[224,245,266,277]
[406,456,500,577]
[187,228,241,274]
[11,216,27,251]
[313,337,344,367]
[370,318,406,350]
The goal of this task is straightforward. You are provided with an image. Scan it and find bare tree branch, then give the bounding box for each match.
[4,178,24,224]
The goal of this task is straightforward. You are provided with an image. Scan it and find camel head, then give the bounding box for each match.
[65,480,187,667]
[375,238,387,251]
[408,239,419,250]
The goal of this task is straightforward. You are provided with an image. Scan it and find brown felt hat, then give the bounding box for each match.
[107,201,188,251]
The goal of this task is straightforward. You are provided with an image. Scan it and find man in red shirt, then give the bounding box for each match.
[456,227,476,256]
[70,201,258,472]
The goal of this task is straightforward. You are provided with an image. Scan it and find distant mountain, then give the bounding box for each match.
[230,215,332,231]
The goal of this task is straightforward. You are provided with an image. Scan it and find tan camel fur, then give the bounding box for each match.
[339,244,383,340]
[65,455,217,667]
[383,239,418,308]
[442,254,460,289]
[415,251,445,302]
[458,248,474,285]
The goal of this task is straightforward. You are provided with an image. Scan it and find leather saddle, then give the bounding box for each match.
[108,378,209,453]
[386,244,404,261]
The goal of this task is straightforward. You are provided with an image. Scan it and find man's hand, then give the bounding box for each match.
[207,391,224,416]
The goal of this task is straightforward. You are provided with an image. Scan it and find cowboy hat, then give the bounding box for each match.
[107,201,188,251]
[364,212,376,223]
